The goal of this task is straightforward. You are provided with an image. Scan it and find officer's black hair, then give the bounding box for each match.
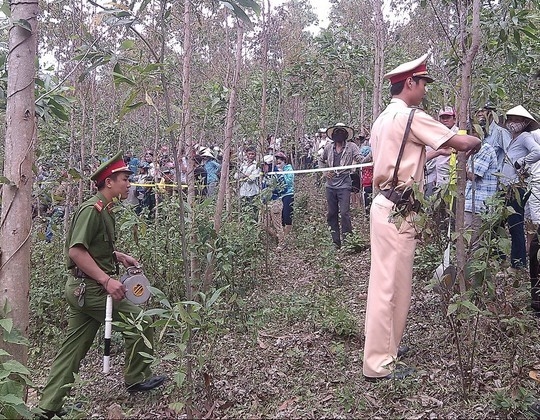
[96,172,123,191]
[390,76,423,96]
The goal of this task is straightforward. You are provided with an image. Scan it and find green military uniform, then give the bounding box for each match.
[39,191,154,412]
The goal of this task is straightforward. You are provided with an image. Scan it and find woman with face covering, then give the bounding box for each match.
[500,106,540,272]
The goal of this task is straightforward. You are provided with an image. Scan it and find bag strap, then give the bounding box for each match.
[390,108,416,189]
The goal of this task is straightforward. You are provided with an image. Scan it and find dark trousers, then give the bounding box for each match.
[363,186,373,212]
[326,187,352,247]
[506,187,527,268]
[530,227,540,312]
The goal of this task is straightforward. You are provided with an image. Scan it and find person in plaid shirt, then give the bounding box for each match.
[464,134,498,240]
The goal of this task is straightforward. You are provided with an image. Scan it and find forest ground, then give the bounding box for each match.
[28,175,540,419]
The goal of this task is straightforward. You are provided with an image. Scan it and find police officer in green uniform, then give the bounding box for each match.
[38,152,165,418]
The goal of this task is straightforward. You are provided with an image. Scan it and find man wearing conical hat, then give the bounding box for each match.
[38,152,166,418]
[363,54,482,381]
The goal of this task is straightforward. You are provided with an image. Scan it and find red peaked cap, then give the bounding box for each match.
[91,151,133,185]
[384,53,434,85]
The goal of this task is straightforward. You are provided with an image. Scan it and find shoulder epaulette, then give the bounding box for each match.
[94,200,104,212]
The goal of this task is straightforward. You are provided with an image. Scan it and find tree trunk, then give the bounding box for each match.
[259,0,269,153]
[455,0,482,294]
[203,21,244,291]
[0,0,39,366]
[372,0,385,119]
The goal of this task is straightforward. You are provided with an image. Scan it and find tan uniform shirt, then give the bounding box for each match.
[371,99,455,191]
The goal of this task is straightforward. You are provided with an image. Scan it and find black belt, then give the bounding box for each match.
[379,189,403,204]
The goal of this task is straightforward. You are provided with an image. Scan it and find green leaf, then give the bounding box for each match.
[2,360,30,376]
[460,300,480,313]
[120,40,135,50]
[513,29,521,49]
[447,303,458,316]
[12,19,31,32]
[68,168,82,180]
[0,394,25,405]
[176,304,193,325]
[0,176,12,185]
[0,318,12,333]
[49,104,70,121]
[0,1,10,17]
[520,27,540,41]
[235,0,261,14]
[0,349,11,357]
[207,285,229,308]
[221,1,253,27]
[112,72,136,87]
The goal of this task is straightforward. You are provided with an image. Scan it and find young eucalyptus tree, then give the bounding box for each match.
[0,0,39,366]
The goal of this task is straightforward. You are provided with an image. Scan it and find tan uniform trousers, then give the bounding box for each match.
[363,193,417,377]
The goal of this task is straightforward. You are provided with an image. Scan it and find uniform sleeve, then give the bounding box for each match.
[410,111,455,150]
[68,205,101,250]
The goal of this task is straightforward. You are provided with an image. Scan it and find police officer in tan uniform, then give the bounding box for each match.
[38,152,165,418]
[363,54,481,381]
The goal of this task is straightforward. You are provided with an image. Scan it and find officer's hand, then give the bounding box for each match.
[439,147,452,156]
[326,171,334,179]
[106,278,126,301]
[115,251,140,268]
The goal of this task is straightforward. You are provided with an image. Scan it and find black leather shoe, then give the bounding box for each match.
[34,409,63,420]
[529,400,540,418]
[126,375,167,392]
[364,367,415,382]
[397,345,410,358]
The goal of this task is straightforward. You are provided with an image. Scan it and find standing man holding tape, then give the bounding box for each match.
[319,123,364,248]
[363,54,481,381]
[38,152,165,419]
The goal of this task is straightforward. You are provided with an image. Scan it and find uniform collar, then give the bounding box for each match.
[96,192,115,213]
[390,98,408,107]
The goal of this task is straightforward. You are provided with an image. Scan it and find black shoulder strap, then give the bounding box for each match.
[390,108,416,189]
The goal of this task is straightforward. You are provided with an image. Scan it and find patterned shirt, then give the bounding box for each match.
[464,142,498,213]
[235,160,260,197]
[319,141,363,189]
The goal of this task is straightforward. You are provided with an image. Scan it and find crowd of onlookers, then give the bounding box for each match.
[34,101,540,288]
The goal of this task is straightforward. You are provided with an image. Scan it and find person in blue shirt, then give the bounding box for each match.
[260,155,286,248]
[476,103,511,176]
[200,148,221,197]
[275,151,294,242]
[123,151,140,177]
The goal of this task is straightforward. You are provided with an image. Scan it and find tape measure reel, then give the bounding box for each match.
[120,266,151,304]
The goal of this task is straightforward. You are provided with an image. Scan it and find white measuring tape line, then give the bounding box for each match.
[267,162,373,175]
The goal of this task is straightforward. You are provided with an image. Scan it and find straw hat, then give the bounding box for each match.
[506,105,540,131]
